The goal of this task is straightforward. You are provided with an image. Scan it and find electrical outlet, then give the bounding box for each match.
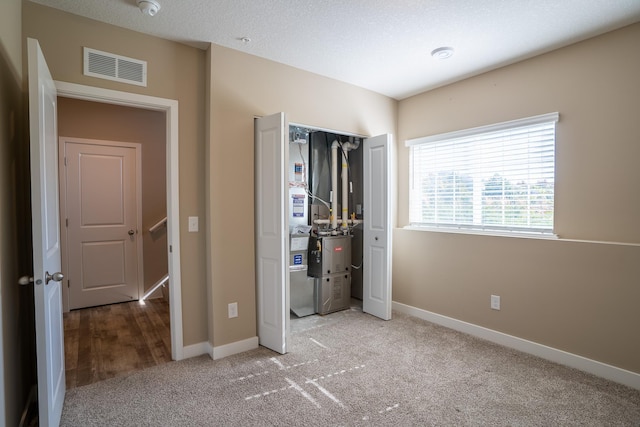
[228,302,238,318]
[490,295,501,311]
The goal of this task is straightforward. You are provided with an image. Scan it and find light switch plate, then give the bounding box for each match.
[188,216,198,232]
[228,302,238,318]
[491,295,501,310]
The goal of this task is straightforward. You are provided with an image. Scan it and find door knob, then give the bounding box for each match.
[45,271,64,285]
[128,229,135,236]
[18,276,34,286]
[19,274,61,286]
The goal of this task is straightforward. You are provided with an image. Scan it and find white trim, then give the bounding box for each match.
[182,341,212,360]
[393,301,640,391]
[403,225,559,240]
[402,226,640,247]
[212,337,259,360]
[54,80,184,361]
[554,238,640,247]
[405,112,559,147]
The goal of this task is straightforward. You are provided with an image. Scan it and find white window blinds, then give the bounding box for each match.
[406,113,558,234]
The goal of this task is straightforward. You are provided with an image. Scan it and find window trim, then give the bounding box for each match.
[405,112,559,236]
[403,224,559,240]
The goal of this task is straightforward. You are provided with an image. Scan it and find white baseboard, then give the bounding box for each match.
[393,301,640,390]
[178,337,260,361]
[181,341,212,360]
[212,336,259,360]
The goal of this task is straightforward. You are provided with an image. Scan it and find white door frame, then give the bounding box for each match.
[58,137,144,311]
[54,81,184,361]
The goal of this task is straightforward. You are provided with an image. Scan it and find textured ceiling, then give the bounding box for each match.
[29,0,640,100]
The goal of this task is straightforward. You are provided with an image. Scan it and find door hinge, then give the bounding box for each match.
[67,279,70,288]
[169,245,172,253]
[65,218,68,227]
[64,156,67,166]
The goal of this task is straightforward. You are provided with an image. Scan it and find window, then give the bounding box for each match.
[407,113,558,234]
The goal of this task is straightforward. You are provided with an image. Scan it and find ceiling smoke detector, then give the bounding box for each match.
[137,0,161,17]
[431,47,455,60]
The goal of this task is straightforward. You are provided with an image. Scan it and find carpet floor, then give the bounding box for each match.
[61,307,640,426]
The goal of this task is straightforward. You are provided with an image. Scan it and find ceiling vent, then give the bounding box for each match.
[83,47,147,87]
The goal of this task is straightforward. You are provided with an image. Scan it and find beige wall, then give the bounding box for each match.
[207,43,397,346]
[57,98,168,300]
[395,23,640,373]
[1,0,32,424]
[0,0,22,83]
[0,54,24,427]
[23,1,208,345]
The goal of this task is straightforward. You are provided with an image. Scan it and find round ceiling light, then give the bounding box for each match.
[431,47,455,60]
[137,0,161,16]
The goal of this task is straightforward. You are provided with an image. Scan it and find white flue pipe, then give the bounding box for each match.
[341,149,349,230]
[331,140,339,233]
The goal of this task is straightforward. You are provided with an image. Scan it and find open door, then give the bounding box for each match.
[363,134,393,320]
[27,38,65,426]
[255,113,289,354]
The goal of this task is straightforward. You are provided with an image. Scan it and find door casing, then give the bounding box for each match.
[54,81,184,361]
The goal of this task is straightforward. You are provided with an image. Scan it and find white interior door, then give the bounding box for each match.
[255,113,289,354]
[61,139,141,309]
[27,37,65,427]
[363,134,393,320]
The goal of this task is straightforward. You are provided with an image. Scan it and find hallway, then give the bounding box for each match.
[64,299,171,389]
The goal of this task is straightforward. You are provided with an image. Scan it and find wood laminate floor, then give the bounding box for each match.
[64,299,171,389]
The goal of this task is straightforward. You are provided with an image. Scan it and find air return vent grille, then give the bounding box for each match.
[83,47,147,87]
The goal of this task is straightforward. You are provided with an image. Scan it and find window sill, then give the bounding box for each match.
[403,225,559,241]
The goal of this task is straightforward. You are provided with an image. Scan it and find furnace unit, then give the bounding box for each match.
[308,235,351,314]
